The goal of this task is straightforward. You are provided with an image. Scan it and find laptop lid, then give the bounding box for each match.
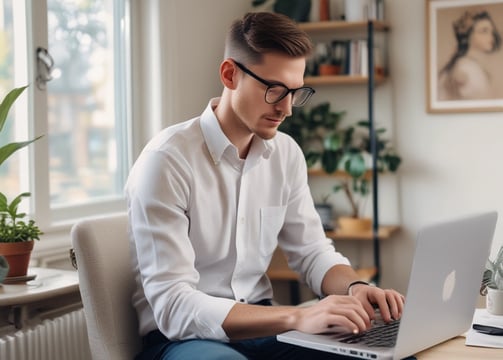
[277,211,497,360]
[393,211,497,358]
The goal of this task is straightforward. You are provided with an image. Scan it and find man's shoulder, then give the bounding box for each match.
[274,131,303,153]
[145,117,202,152]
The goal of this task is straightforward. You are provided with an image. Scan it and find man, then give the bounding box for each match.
[126,12,404,360]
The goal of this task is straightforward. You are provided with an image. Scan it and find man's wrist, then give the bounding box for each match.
[347,280,370,296]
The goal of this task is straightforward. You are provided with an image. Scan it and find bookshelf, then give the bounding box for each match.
[302,20,392,285]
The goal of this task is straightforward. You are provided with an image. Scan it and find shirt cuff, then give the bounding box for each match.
[194,296,237,341]
[310,250,351,296]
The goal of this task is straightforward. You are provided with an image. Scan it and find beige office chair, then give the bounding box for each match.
[71,213,142,360]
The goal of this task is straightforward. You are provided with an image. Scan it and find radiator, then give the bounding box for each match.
[0,309,91,360]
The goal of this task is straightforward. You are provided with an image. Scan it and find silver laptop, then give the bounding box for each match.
[278,211,498,360]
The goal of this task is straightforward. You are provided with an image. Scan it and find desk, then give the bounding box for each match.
[416,335,502,359]
[0,267,81,333]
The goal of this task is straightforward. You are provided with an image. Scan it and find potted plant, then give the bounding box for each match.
[279,102,348,230]
[0,85,43,278]
[279,102,401,232]
[481,245,503,315]
[333,120,401,231]
[279,101,347,173]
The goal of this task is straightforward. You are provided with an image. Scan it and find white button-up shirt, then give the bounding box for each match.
[125,98,350,341]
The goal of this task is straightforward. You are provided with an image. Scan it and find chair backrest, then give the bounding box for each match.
[71,213,141,360]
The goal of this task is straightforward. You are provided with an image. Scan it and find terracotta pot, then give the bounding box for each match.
[318,64,341,76]
[0,240,34,277]
[338,217,372,233]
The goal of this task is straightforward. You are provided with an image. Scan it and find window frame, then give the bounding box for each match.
[25,0,133,232]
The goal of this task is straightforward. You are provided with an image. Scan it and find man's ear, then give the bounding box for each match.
[220,59,238,90]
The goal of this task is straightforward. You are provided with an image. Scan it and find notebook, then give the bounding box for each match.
[277,211,498,360]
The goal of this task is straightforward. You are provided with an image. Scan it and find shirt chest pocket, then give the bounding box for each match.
[259,206,287,256]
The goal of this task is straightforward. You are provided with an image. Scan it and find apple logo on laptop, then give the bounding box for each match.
[442,270,456,302]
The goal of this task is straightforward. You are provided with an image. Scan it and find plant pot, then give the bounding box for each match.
[0,240,34,277]
[486,287,503,315]
[318,64,341,76]
[338,216,372,233]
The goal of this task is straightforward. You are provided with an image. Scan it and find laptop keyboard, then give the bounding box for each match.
[338,318,401,347]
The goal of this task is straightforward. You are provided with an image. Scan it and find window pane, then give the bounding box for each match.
[47,0,128,207]
[0,0,27,201]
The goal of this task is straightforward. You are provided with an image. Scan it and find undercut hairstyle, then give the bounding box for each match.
[224,12,313,65]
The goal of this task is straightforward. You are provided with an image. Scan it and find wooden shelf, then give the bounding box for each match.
[326,225,400,241]
[267,226,400,281]
[298,20,390,33]
[267,247,378,283]
[304,74,387,86]
[307,168,374,180]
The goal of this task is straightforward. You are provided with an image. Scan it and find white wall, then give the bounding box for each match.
[133,0,251,149]
[388,0,503,291]
[141,0,503,294]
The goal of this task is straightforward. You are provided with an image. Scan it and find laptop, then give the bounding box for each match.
[277,211,498,360]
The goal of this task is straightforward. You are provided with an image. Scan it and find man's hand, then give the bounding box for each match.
[293,295,372,335]
[348,284,405,323]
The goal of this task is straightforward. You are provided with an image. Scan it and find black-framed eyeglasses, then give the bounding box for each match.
[234,61,315,107]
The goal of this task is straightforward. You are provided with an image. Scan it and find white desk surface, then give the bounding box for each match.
[0,267,79,306]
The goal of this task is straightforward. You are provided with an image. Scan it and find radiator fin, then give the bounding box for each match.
[0,309,91,360]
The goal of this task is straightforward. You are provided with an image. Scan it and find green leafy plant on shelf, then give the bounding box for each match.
[279,102,401,219]
[0,86,43,243]
[333,120,401,218]
[279,102,348,173]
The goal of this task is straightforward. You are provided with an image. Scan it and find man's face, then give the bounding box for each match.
[233,53,306,140]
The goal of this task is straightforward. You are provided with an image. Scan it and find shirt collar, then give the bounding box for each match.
[200,98,274,165]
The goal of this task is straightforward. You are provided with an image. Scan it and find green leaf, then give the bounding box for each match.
[344,152,366,178]
[305,151,321,168]
[0,86,28,133]
[7,192,30,219]
[360,179,370,196]
[384,154,402,172]
[0,136,43,168]
[322,150,343,173]
[323,132,342,151]
[333,184,344,192]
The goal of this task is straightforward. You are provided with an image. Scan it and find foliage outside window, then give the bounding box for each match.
[0,0,131,228]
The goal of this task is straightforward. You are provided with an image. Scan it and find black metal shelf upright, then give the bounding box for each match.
[367,20,380,285]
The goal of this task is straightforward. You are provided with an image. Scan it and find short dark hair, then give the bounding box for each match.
[224,12,313,64]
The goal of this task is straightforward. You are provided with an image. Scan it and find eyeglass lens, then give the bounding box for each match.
[265,85,314,107]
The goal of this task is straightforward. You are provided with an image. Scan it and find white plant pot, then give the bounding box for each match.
[486,287,503,315]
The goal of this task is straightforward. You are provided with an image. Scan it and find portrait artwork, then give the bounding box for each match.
[427,0,503,113]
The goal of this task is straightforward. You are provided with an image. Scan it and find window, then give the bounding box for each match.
[0,0,26,202]
[0,0,131,230]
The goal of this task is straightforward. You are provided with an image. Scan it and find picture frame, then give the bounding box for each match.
[426,0,503,113]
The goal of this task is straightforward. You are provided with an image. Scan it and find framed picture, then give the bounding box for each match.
[426,0,503,113]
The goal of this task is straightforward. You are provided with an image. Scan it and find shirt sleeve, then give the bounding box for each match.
[126,149,236,341]
[277,138,351,296]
